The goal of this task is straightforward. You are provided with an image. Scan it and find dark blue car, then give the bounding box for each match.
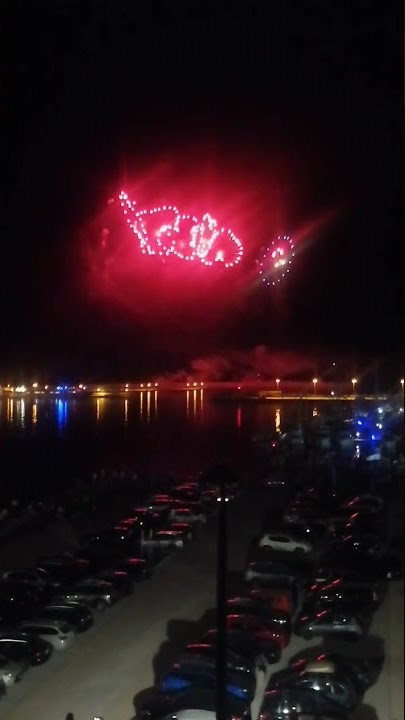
[159,661,255,702]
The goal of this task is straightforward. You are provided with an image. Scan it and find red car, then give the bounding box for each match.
[250,587,295,616]
[226,613,287,652]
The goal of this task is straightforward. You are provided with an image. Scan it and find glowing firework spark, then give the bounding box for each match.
[118,191,243,268]
[257,235,295,285]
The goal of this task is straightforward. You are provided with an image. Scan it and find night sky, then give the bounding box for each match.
[1,1,402,380]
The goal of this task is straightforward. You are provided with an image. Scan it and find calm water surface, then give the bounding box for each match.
[0,391,318,500]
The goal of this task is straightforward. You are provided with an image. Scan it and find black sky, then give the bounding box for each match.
[1,0,403,379]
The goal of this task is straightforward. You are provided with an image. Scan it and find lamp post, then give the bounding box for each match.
[312,378,318,395]
[401,379,404,390]
[276,378,280,393]
[216,478,229,720]
[351,378,358,396]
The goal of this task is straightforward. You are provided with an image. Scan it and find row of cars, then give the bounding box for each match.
[135,504,300,720]
[123,478,403,720]
[0,478,222,700]
[240,484,402,718]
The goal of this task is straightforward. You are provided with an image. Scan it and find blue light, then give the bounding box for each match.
[57,399,67,429]
[357,420,362,426]
[371,434,375,440]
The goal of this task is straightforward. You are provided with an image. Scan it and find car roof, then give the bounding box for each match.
[304,660,336,674]
[20,619,65,630]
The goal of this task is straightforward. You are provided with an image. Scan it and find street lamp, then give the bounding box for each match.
[401,379,404,388]
[312,378,318,394]
[351,378,358,395]
[276,378,280,392]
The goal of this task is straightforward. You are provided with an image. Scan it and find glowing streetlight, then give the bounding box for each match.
[401,379,404,389]
[351,378,358,395]
[32,382,38,388]
[276,378,280,392]
[312,378,318,394]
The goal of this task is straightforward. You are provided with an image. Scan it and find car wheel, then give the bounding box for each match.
[294,547,305,555]
[95,599,108,611]
[264,648,280,663]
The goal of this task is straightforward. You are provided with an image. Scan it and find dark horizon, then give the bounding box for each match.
[1,2,402,378]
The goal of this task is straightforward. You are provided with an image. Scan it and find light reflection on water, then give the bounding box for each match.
[0,392,319,499]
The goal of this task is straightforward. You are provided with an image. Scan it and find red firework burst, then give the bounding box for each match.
[118,191,243,268]
[257,235,295,285]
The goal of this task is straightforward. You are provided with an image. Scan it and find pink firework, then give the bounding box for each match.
[118,191,243,268]
[257,235,295,285]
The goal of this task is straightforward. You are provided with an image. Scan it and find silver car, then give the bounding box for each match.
[0,654,28,686]
[18,620,75,650]
[169,507,206,525]
[142,530,184,549]
[55,579,119,609]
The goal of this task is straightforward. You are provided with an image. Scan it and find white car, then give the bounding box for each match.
[18,620,74,650]
[258,533,312,554]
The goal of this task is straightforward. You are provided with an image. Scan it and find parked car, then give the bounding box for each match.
[38,603,94,633]
[328,533,384,557]
[95,569,134,595]
[0,653,29,686]
[142,530,184,549]
[109,557,152,581]
[167,522,195,540]
[225,614,283,660]
[138,687,252,720]
[1,569,52,595]
[159,660,255,702]
[18,619,75,650]
[259,687,348,720]
[319,550,401,582]
[250,587,296,616]
[0,581,42,623]
[184,643,256,676]
[54,579,119,609]
[147,496,174,511]
[244,561,299,592]
[227,598,291,641]
[258,533,312,555]
[342,495,383,515]
[0,633,53,665]
[36,561,87,589]
[131,507,165,527]
[295,610,369,641]
[80,527,138,549]
[288,649,383,697]
[169,507,206,525]
[203,629,267,671]
[267,659,358,712]
[304,580,382,611]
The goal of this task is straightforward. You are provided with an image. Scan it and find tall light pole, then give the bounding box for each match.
[401,379,404,392]
[312,378,318,395]
[351,378,358,396]
[276,378,280,393]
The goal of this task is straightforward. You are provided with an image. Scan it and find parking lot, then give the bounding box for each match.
[0,487,403,720]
